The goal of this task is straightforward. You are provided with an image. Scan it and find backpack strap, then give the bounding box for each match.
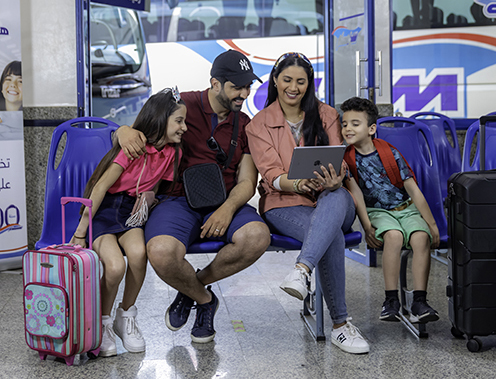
[344,145,359,184]
[343,139,416,188]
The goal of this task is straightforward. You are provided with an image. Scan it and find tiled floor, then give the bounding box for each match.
[1,250,496,378]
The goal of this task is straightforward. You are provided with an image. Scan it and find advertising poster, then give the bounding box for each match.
[0,0,27,270]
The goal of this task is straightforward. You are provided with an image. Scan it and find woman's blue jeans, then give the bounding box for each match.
[264,187,355,324]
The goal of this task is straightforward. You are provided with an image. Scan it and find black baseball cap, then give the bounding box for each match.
[210,50,262,87]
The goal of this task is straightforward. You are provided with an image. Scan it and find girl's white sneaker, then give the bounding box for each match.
[99,316,117,357]
[113,303,146,353]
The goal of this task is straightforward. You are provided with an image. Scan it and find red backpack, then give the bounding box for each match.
[344,139,416,188]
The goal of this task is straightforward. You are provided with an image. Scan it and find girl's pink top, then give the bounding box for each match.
[109,144,180,197]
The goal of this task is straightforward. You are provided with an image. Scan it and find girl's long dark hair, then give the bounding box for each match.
[0,61,22,110]
[82,89,184,205]
[265,54,328,146]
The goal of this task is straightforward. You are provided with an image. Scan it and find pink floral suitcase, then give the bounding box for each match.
[22,197,102,366]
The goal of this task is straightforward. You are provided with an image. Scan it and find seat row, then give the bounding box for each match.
[35,117,362,342]
[376,111,496,250]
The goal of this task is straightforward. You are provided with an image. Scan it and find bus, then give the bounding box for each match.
[139,0,496,123]
[393,0,496,125]
[90,3,152,126]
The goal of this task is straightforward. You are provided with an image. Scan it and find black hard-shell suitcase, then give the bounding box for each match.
[446,115,496,352]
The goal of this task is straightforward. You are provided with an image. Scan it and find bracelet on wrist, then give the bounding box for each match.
[74,234,86,239]
[293,179,303,194]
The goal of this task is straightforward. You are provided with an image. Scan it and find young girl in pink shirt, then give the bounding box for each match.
[71,88,187,357]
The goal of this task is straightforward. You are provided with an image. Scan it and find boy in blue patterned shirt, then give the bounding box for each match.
[341,97,440,324]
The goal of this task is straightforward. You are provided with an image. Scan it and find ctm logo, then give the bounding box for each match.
[392,68,465,117]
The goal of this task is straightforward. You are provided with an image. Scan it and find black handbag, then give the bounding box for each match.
[183,163,227,210]
[183,112,239,211]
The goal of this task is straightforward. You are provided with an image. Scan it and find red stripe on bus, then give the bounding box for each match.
[393,33,496,47]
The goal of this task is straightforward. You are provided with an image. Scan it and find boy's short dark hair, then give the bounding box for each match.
[341,97,379,127]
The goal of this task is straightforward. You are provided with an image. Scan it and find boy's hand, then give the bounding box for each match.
[365,226,382,249]
[429,224,440,248]
[116,125,147,160]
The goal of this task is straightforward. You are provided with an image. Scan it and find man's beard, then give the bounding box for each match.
[216,90,243,112]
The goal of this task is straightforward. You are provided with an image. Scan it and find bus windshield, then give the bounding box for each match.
[90,4,151,126]
[90,4,146,79]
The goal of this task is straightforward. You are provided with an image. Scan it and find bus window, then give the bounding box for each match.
[393,0,496,30]
[140,0,323,43]
[392,0,496,119]
[140,0,325,118]
[91,4,152,126]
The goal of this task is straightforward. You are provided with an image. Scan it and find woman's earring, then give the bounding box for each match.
[274,83,277,88]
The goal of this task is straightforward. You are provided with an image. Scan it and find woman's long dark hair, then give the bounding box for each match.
[82,89,185,204]
[0,61,22,111]
[265,53,328,146]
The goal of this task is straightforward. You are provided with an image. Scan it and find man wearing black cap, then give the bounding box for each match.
[116,49,270,344]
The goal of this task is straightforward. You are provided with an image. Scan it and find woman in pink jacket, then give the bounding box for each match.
[246,52,369,354]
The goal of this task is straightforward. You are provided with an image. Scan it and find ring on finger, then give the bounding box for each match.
[215,228,220,232]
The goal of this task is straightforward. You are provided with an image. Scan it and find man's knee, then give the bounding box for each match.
[147,236,186,274]
[233,221,271,255]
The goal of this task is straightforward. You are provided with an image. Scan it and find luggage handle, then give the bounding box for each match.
[61,197,93,249]
[479,116,496,171]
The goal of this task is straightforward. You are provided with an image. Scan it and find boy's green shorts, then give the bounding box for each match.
[366,201,432,249]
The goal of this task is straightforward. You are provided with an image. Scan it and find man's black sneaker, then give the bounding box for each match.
[379,297,401,322]
[191,286,219,343]
[410,298,439,323]
[165,291,194,331]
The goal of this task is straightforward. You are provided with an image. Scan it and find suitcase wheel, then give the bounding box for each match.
[87,348,100,360]
[39,353,47,361]
[467,337,483,353]
[450,326,464,339]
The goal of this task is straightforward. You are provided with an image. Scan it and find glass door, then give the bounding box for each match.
[325,0,391,108]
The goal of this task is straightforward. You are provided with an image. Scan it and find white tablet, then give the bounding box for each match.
[287,145,346,179]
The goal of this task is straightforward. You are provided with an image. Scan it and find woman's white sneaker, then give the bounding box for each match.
[331,319,370,354]
[280,265,310,300]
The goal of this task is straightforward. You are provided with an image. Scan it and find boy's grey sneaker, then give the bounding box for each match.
[166,291,194,331]
[410,298,439,323]
[191,286,219,343]
[379,297,401,322]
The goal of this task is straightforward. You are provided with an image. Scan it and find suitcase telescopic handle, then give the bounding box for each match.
[479,116,496,171]
[61,197,93,249]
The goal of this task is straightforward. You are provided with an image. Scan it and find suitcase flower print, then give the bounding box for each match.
[24,285,68,338]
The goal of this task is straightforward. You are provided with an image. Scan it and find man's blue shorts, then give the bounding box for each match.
[144,196,264,248]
